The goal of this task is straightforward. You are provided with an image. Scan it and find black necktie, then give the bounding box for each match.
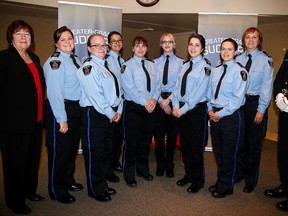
[215,64,227,99]
[180,61,193,96]
[104,61,120,97]
[117,55,122,68]
[245,54,252,72]
[141,60,151,92]
[162,55,170,85]
[70,54,80,69]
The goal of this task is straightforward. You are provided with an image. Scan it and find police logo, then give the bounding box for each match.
[268,59,274,68]
[204,67,211,76]
[240,71,247,81]
[49,60,61,70]
[121,65,126,74]
[51,51,60,57]
[83,65,92,75]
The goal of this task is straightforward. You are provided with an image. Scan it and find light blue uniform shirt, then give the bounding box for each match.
[121,55,161,106]
[172,55,211,114]
[207,59,248,118]
[77,54,123,119]
[106,50,125,77]
[236,49,273,113]
[44,49,81,123]
[153,52,183,102]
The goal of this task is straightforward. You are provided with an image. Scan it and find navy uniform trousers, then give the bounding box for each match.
[81,107,114,197]
[122,101,155,180]
[210,109,244,193]
[0,122,42,208]
[153,103,179,171]
[179,103,207,187]
[236,96,268,187]
[45,100,81,199]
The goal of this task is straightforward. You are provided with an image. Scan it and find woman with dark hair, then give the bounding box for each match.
[105,31,125,183]
[207,38,247,198]
[172,33,211,194]
[44,26,83,204]
[0,19,45,214]
[235,27,274,193]
[121,36,160,187]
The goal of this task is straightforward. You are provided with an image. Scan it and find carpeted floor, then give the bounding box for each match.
[0,137,286,216]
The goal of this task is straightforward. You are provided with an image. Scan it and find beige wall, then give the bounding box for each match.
[1,4,288,141]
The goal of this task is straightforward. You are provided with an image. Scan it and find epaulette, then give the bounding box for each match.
[51,51,60,58]
[263,51,272,58]
[204,58,211,65]
[240,71,248,81]
[146,58,154,63]
[237,62,245,68]
[183,59,190,64]
[83,57,92,63]
[105,54,110,59]
[82,65,92,75]
[216,63,223,68]
[236,52,244,57]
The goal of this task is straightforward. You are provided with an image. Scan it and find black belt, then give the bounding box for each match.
[64,99,79,104]
[179,101,207,108]
[87,105,118,112]
[161,92,171,99]
[245,94,259,99]
[212,107,223,112]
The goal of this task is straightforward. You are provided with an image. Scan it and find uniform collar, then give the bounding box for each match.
[91,54,105,64]
[190,55,203,65]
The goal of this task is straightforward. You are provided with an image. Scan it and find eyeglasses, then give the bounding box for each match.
[90,44,108,49]
[161,40,173,44]
[110,40,123,44]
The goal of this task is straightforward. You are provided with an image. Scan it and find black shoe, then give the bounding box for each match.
[26,194,45,201]
[94,192,111,202]
[68,183,84,192]
[243,185,254,193]
[176,178,190,186]
[106,187,116,195]
[9,204,31,214]
[208,184,218,193]
[276,200,288,212]
[234,177,243,183]
[137,173,154,181]
[187,184,203,193]
[106,173,120,183]
[264,185,288,198]
[125,178,137,187]
[211,189,233,198]
[166,170,174,178]
[156,168,164,176]
[55,194,76,204]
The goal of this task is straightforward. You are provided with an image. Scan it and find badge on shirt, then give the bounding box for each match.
[49,60,61,70]
[240,71,247,81]
[121,65,126,74]
[204,67,211,76]
[83,65,92,75]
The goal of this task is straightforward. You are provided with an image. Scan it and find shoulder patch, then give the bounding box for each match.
[83,57,92,63]
[204,58,211,65]
[49,60,61,70]
[51,51,60,58]
[204,67,211,76]
[121,65,126,74]
[240,71,247,81]
[83,65,92,75]
[237,62,245,68]
[268,59,274,67]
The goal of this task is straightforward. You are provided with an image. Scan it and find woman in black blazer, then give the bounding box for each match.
[0,20,45,215]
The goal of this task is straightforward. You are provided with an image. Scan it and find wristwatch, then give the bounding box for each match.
[136,0,160,7]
